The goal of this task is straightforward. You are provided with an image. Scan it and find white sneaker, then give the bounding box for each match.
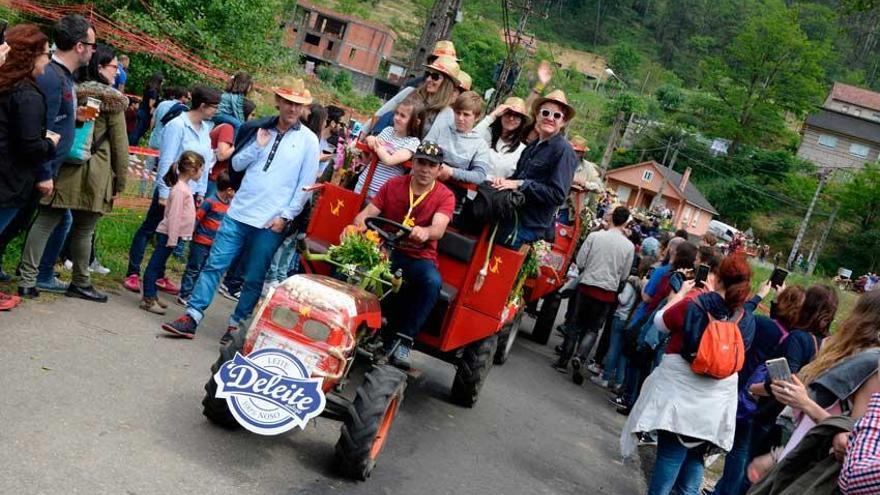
[586,363,603,375]
[589,376,609,388]
[63,260,73,271]
[89,260,111,275]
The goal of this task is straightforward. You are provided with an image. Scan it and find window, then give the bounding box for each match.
[691,211,701,228]
[304,33,320,46]
[854,108,862,117]
[817,134,838,148]
[681,206,692,225]
[615,185,631,203]
[849,143,870,158]
[349,47,357,59]
[642,170,654,182]
[326,40,334,51]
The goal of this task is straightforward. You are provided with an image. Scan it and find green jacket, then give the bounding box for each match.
[45,81,129,213]
[748,415,854,495]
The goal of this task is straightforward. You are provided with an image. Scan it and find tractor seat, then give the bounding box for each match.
[304,237,330,255]
[437,230,477,264]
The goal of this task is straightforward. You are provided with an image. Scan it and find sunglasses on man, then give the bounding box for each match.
[540,109,565,121]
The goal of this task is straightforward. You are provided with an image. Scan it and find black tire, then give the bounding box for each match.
[531,293,561,345]
[450,334,498,407]
[201,334,245,429]
[494,312,522,365]
[336,365,407,480]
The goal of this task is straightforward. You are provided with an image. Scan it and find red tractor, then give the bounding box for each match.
[201,148,527,480]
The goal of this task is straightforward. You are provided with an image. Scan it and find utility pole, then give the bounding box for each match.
[488,0,535,109]
[599,110,625,179]
[651,140,679,210]
[787,169,830,270]
[407,0,462,77]
[807,204,838,276]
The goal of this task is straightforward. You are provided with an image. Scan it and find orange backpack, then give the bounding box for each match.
[690,300,745,379]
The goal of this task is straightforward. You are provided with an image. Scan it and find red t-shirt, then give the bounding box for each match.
[371,175,455,262]
[209,123,235,182]
[661,288,708,354]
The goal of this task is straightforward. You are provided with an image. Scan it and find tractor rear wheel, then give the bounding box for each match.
[336,365,407,480]
[494,312,522,365]
[530,293,561,345]
[201,334,244,429]
[450,334,498,407]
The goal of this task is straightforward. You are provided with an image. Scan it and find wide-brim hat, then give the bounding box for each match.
[501,96,530,121]
[431,40,459,60]
[532,89,576,121]
[570,135,589,152]
[424,55,461,84]
[275,79,313,105]
[457,71,472,91]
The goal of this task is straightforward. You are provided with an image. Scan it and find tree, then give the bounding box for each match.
[697,0,825,152]
[608,42,642,83]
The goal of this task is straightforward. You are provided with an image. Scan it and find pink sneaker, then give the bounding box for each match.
[155,277,180,295]
[123,274,141,293]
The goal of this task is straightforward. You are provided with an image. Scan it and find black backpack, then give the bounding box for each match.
[456,181,525,234]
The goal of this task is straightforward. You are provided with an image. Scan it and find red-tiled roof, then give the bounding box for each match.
[829,82,880,112]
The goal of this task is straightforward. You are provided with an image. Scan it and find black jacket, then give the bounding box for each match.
[228,115,280,190]
[510,132,578,231]
[0,80,56,208]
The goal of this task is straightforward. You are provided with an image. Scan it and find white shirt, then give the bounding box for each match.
[473,114,525,180]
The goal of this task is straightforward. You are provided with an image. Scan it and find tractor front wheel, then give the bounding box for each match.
[494,312,522,365]
[202,334,245,429]
[450,334,498,407]
[335,365,407,480]
[530,293,561,345]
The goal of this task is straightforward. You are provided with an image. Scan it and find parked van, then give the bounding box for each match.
[707,220,740,243]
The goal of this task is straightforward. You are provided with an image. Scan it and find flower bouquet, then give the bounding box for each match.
[508,240,553,304]
[308,226,395,296]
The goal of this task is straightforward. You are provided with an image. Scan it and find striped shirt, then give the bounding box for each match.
[192,196,230,246]
[840,393,880,494]
[354,126,419,199]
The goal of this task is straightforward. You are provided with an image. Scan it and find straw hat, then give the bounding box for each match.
[570,135,589,152]
[423,55,461,83]
[274,79,313,105]
[532,89,576,121]
[500,96,530,121]
[457,71,472,91]
[431,40,458,60]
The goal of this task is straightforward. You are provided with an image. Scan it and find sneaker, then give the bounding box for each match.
[0,291,21,310]
[571,356,585,385]
[123,274,141,293]
[637,432,658,446]
[175,295,189,306]
[155,277,180,295]
[89,260,111,275]
[36,277,69,294]
[219,325,239,345]
[390,342,412,370]
[219,283,241,302]
[140,297,166,315]
[608,395,629,409]
[162,315,197,339]
[586,362,603,375]
[590,376,609,388]
[63,260,73,271]
[17,286,39,299]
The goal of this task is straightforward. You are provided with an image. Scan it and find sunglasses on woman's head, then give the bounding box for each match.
[540,109,564,121]
[426,72,443,81]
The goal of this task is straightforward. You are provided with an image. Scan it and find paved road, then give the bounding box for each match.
[0,291,644,494]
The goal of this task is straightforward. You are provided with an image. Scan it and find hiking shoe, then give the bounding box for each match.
[590,376,609,388]
[219,283,240,302]
[390,342,412,370]
[162,315,197,339]
[219,325,239,346]
[140,297,166,315]
[89,259,111,275]
[123,274,141,293]
[37,277,69,294]
[586,362,603,375]
[155,277,180,295]
[571,356,585,385]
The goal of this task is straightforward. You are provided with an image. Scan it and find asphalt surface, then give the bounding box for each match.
[0,290,645,494]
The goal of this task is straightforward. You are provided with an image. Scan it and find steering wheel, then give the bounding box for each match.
[364,216,412,245]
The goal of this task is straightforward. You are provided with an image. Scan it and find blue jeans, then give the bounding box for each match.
[601,315,628,384]
[143,233,176,298]
[186,216,283,327]
[0,207,18,234]
[387,252,442,340]
[647,431,707,495]
[179,241,211,299]
[127,189,165,277]
[266,236,299,283]
[38,207,72,284]
[712,421,752,495]
[498,220,542,249]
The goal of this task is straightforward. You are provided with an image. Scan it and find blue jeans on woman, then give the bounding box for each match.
[179,241,211,300]
[711,421,752,495]
[601,315,628,385]
[648,431,707,495]
[143,233,176,298]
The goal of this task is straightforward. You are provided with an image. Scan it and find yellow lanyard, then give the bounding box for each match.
[403,181,435,228]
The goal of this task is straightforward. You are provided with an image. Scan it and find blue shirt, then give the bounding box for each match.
[229,122,320,228]
[644,263,672,298]
[156,113,214,198]
[114,65,127,89]
[36,59,77,181]
[148,99,179,150]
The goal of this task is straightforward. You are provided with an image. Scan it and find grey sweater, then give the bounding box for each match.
[576,228,635,292]
[425,107,490,184]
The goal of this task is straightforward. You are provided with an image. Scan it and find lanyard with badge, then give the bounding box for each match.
[263,128,290,172]
[403,181,435,228]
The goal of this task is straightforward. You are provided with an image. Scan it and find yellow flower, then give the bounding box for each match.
[365,230,381,245]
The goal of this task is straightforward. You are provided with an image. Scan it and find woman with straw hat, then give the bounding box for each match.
[368,54,461,138]
[473,96,531,180]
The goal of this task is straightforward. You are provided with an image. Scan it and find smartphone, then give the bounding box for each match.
[770,267,789,289]
[766,357,792,382]
[695,264,710,287]
[0,19,8,45]
[669,271,684,293]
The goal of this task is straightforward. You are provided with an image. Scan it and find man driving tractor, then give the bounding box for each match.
[350,141,456,369]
